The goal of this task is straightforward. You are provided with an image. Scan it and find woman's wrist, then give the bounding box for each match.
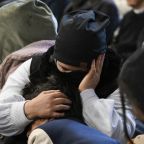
[24,100,35,120]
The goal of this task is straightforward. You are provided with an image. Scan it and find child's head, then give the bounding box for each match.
[119,43,144,121]
[23,73,83,122]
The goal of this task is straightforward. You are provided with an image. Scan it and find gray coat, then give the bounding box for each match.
[0,0,57,63]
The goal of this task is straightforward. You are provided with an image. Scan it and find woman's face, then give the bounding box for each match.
[127,0,144,8]
[56,60,88,73]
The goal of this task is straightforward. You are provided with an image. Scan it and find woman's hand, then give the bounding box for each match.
[79,54,105,92]
[24,90,71,120]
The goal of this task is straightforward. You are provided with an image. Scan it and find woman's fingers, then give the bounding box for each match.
[89,59,96,75]
[53,104,71,111]
[96,54,105,74]
[88,54,105,75]
[42,90,60,94]
[53,97,72,105]
[24,90,71,120]
[78,54,105,91]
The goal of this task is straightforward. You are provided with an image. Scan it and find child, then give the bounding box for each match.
[119,40,144,144]
[23,63,84,136]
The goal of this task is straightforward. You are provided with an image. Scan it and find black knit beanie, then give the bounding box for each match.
[53,10,109,66]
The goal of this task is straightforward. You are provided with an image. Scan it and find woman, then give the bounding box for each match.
[0,10,134,143]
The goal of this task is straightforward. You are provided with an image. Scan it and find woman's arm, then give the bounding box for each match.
[0,59,32,136]
[0,58,71,136]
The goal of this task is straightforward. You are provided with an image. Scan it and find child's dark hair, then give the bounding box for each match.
[119,43,144,115]
[119,43,144,143]
[23,73,84,123]
[120,90,134,144]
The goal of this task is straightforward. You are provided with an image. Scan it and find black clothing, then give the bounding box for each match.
[114,10,144,62]
[119,46,144,113]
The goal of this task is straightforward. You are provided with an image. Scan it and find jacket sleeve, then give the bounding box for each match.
[0,59,32,136]
[28,129,53,144]
[80,89,136,143]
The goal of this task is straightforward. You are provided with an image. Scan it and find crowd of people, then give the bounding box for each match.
[0,0,144,144]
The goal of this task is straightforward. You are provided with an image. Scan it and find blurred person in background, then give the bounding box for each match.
[113,0,144,64]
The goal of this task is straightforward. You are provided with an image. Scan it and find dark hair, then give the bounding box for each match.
[23,71,84,123]
[119,42,144,143]
[119,27,144,112]
[119,47,144,114]
[119,90,134,144]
